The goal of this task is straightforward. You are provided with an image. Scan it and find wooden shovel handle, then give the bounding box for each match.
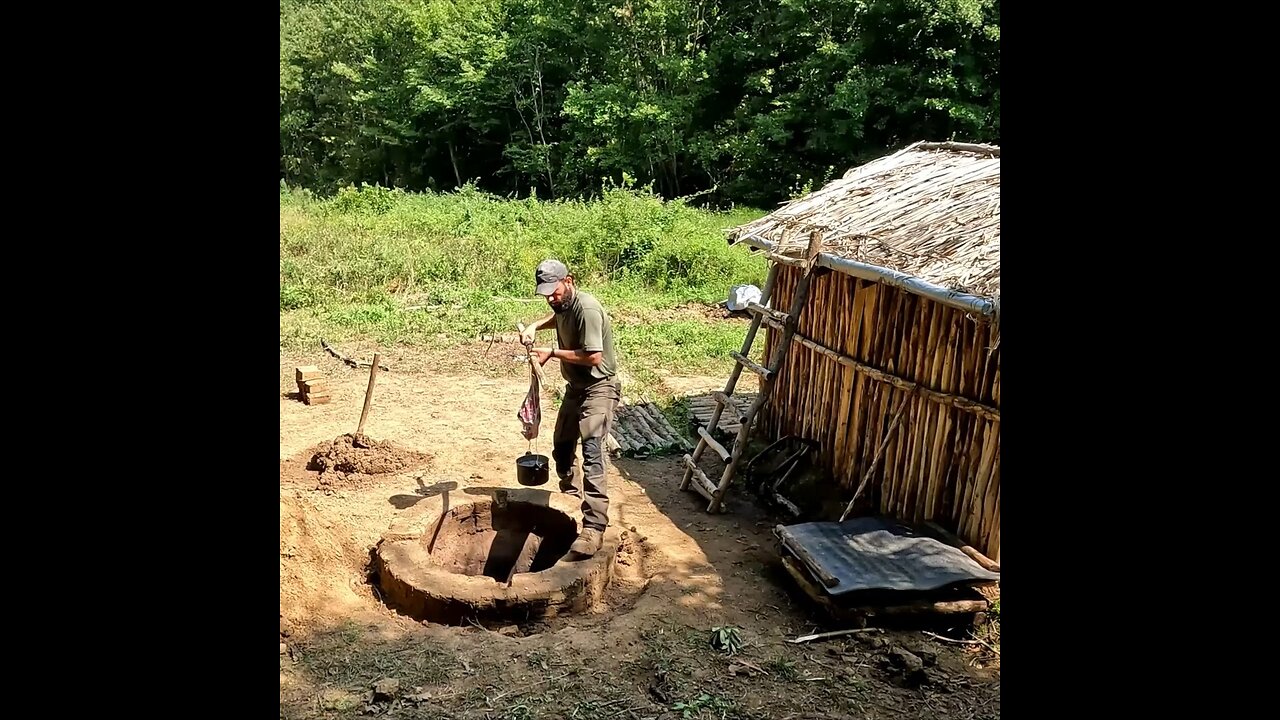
[357,352,382,435]
[516,323,548,388]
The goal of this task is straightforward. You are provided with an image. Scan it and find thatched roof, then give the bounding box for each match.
[728,141,1000,308]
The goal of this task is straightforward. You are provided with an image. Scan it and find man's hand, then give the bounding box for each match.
[518,324,538,347]
[532,347,555,365]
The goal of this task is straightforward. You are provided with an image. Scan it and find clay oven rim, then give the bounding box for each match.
[375,528,620,606]
[374,491,619,604]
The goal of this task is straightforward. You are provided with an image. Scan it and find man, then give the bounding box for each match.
[519,259,621,557]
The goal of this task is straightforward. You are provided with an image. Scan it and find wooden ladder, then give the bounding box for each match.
[680,231,823,512]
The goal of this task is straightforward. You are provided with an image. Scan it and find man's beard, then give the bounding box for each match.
[549,287,574,313]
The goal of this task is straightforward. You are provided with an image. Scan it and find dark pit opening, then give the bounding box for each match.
[428,500,577,582]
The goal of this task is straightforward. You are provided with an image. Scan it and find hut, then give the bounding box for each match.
[712,141,1000,562]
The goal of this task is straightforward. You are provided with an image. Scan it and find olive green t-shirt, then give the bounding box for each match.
[554,290,618,389]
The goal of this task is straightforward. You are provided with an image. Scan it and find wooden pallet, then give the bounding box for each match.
[685,392,756,440]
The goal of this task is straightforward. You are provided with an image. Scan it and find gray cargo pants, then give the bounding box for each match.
[553,377,621,531]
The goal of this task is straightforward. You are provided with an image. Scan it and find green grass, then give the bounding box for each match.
[280,182,768,388]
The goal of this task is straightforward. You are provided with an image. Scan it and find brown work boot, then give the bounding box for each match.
[568,527,604,558]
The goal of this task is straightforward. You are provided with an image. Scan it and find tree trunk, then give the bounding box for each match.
[448,141,463,187]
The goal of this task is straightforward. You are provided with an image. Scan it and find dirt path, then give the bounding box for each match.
[279,348,999,719]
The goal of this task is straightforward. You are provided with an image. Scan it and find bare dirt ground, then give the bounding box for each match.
[279,341,1000,720]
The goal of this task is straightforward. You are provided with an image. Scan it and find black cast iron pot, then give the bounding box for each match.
[516,452,550,486]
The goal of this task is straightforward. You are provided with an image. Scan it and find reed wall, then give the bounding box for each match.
[759,265,1001,561]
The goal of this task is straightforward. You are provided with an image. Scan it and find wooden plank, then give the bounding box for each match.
[761,251,808,268]
[690,475,715,501]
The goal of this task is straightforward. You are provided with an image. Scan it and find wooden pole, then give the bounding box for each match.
[923,520,1000,573]
[840,390,912,522]
[516,323,548,389]
[356,352,382,436]
[786,331,999,422]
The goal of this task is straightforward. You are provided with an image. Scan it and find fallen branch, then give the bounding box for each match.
[321,339,390,371]
[788,628,882,644]
[732,658,771,676]
[923,630,1000,656]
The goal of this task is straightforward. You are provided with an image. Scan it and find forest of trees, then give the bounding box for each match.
[280,0,999,208]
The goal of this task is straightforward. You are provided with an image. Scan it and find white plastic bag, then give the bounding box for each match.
[727,284,762,312]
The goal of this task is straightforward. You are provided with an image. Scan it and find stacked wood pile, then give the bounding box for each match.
[608,401,691,458]
[685,392,757,441]
[760,266,1001,561]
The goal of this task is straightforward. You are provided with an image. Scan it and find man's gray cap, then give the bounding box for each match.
[535,259,569,296]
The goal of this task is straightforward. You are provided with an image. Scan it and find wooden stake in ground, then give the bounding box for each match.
[356,352,383,436]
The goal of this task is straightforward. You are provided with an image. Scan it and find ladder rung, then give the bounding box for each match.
[730,351,772,380]
[757,314,785,331]
[711,391,748,424]
[746,302,790,326]
[697,426,731,462]
[681,454,717,500]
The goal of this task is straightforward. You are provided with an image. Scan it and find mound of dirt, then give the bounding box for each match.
[307,433,434,492]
